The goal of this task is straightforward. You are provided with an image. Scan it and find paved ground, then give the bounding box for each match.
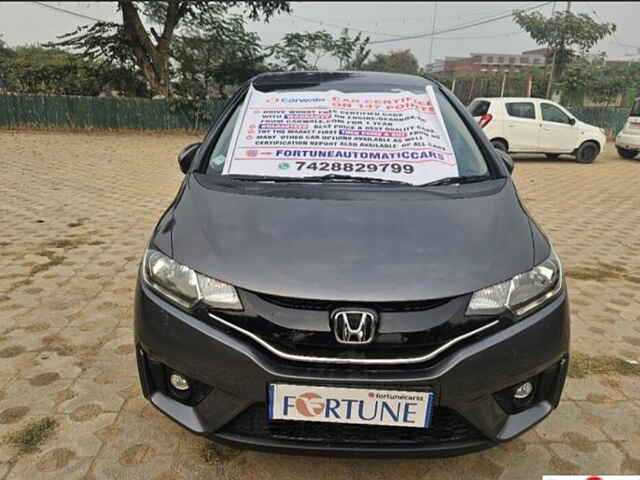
[0,130,639,479]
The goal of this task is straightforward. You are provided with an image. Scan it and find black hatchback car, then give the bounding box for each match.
[134,71,569,457]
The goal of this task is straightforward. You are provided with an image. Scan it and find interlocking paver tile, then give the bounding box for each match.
[0,130,638,479]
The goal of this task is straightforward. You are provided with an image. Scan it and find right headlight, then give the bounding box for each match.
[466,247,563,318]
[142,249,242,311]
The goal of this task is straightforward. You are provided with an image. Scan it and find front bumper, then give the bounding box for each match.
[616,131,640,150]
[134,280,570,458]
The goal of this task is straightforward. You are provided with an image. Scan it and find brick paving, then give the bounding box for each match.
[0,130,639,479]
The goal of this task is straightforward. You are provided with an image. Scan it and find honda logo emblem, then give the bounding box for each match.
[331,308,378,344]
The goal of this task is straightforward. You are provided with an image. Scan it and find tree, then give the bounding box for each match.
[361,49,419,75]
[170,10,268,126]
[269,31,334,70]
[561,59,639,107]
[514,10,616,82]
[0,35,16,91]
[4,46,100,95]
[51,1,290,97]
[0,35,14,61]
[2,45,148,97]
[333,29,371,70]
[269,29,370,71]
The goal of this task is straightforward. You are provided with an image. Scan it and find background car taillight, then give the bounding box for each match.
[479,113,493,128]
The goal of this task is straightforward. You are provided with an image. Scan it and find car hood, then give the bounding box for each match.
[577,119,602,134]
[168,176,535,301]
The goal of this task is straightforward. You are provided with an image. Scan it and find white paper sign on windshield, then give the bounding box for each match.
[222,85,458,185]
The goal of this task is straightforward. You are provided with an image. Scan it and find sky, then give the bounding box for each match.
[1,1,639,68]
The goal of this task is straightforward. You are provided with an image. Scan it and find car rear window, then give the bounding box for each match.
[630,99,640,117]
[506,102,535,119]
[468,100,490,116]
[207,85,490,179]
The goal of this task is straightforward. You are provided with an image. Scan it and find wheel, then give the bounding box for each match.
[616,147,638,159]
[575,141,599,164]
[545,153,560,160]
[491,139,508,152]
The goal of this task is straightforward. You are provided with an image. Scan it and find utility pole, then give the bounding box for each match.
[427,2,438,70]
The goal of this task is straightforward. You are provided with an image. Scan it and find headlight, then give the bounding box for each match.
[143,249,242,311]
[466,247,563,318]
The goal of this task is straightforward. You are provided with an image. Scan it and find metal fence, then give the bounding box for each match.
[0,93,227,130]
[568,107,630,137]
[0,92,631,136]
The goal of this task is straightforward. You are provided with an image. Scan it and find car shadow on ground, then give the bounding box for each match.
[510,154,577,164]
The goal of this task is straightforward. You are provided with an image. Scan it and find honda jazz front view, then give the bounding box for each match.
[134,71,569,457]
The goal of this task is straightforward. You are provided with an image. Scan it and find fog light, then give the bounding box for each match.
[169,373,190,391]
[514,381,534,399]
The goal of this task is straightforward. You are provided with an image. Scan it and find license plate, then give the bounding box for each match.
[268,384,434,428]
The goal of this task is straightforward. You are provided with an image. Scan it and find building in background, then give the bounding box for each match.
[424,58,447,73]
[442,49,547,74]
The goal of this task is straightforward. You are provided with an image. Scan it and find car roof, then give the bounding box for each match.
[472,97,551,102]
[251,71,436,91]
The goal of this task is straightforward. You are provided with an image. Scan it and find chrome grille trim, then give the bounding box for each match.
[208,313,500,365]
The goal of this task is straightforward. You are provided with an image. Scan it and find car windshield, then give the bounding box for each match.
[630,99,640,117]
[205,82,490,184]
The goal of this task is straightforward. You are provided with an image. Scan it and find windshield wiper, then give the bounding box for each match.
[418,175,491,187]
[231,174,412,186]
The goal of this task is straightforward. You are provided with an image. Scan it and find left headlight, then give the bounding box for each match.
[466,247,563,318]
[142,249,242,311]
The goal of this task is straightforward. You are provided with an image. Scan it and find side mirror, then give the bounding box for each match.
[496,149,514,173]
[568,117,576,126]
[178,142,201,174]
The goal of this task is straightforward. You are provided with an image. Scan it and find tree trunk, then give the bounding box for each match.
[119,0,182,98]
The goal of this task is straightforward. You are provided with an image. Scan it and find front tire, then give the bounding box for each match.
[616,147,638,159]
[575,141,599,164]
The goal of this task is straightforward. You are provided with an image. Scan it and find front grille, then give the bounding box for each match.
[213,313,500,362]
[218,403,485,446]
[211,290,502,366]
[255,292,453,312]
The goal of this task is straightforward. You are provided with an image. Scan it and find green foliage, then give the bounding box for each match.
[270,31,334,70]
[561,59,640,106]
[49,0,291,97]
[269,30,370,71]
[361,49,419,75]
[2,45,148,97]
[514,10,615,79]
[142,0,290,26]
[0,35,16,90]
[170,10,268,125]
[0,35,14,61]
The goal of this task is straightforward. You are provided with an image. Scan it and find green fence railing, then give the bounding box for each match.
[0,93,632,136]
[0,93,227,130]
[569,107,630,136]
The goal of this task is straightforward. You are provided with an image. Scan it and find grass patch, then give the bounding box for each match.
[565,262,640,284]
[569,352,640,378]
[6,417,57,455]
[202,442,241,464]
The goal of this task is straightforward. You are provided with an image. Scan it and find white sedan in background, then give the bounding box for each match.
[468,97,607,163]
